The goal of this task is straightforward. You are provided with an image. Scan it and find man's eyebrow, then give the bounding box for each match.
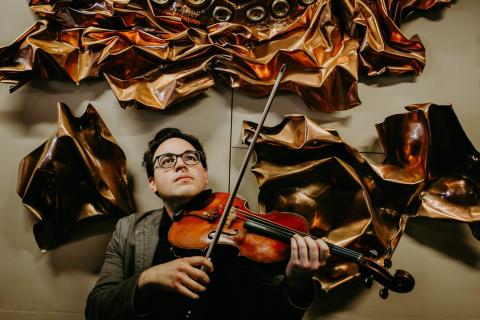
[156,150,196,156]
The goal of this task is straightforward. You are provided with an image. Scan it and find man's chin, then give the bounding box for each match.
[173,185,203,198]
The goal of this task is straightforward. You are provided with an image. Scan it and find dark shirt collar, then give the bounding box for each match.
[160,207,172,227]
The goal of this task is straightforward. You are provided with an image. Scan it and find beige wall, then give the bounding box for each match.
[0,1,479,319]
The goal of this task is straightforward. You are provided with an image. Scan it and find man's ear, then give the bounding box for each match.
[148,177,157,193]
[203,169,209,188]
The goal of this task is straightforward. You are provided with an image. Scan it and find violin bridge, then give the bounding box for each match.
[225,210,237,228]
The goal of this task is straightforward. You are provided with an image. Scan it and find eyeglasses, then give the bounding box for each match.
[153,150,204,169]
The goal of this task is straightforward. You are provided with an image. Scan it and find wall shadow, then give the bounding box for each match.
[307,279,367,319]
[47,215,116,275]
[405,217,480,269]
[9,79,109,134]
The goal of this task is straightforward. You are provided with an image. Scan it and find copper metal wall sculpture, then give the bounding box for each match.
[0,0,449,111]
[17,102,135,250]
[242,103,480,292]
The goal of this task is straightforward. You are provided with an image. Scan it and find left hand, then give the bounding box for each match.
[285,234,330,291]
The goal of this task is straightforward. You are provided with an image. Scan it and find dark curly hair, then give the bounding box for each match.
[143,128,207,178]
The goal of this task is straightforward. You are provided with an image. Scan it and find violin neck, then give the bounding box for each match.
[243,220,363,263]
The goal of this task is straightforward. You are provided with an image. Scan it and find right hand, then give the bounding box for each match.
[137,256,213,300]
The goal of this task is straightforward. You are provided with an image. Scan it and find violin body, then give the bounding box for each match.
[168,192,309,264]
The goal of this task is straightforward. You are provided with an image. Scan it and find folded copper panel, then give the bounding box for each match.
[242,103,480,291]
[17,102,135,250]
[0,0,449,111]
[405,104,480,237]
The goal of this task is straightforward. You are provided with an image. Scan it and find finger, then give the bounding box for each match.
[185,256,214,272]
[316,239,330,265]
[179,273,207,294]
[176,282,201,300]
[184,265,211,286]
[290,236,299,263]
[294,234,309,265]
[304,236,319,268]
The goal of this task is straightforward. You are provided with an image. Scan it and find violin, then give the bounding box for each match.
[168,192,415,298]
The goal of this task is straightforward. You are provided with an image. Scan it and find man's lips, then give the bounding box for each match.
[175,175,193,181]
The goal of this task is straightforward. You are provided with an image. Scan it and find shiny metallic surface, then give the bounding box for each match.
[300,0,316,5]
[242,103,480,292]
[185,0,209,8]
[212,5,233,22]
[271,0,290,18]
[246,6,266,22]
[16,102,135,250]
[0,0,451,111]
[152,0,172,6]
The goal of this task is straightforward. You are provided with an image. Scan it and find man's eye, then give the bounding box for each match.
[185,155,197,162]
[160,157,175,166]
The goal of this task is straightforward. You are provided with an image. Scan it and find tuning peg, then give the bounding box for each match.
[383,258,392,269]
[364,275,373,289]
[379,287,389,299]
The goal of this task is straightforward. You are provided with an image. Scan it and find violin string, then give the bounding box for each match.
[234,211,359,260]
[228,208,362,260]
[229,207,324,243]
[238,211,360,260]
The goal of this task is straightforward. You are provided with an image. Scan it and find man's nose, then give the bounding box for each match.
[174,156,188,170]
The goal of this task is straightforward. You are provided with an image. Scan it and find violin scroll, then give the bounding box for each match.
[361,257,415,298]
[390,269,415,293]
[378,270,415,299]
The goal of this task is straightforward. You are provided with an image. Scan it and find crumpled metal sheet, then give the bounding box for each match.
[17,102,135,250]
[402,104,480,239]
[340,0,452,76]
[242,103,480,291]
[375,103,480,229]
[0,0,449,111]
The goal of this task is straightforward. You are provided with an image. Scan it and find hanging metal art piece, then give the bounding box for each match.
[0,0,450,111]
[242,103,480,292]
[17,102,135,250]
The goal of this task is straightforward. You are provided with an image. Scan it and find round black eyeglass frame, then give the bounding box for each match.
[153,150,204,169]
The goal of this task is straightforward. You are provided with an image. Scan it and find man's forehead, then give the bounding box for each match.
[154,137,196,156]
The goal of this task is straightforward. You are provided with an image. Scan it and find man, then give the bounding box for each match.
[86,128,330,320]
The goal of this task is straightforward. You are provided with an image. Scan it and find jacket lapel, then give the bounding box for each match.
[135,209,163,274]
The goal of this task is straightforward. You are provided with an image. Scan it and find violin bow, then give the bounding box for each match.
[184,64,287,319]
[203,64,287,263]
